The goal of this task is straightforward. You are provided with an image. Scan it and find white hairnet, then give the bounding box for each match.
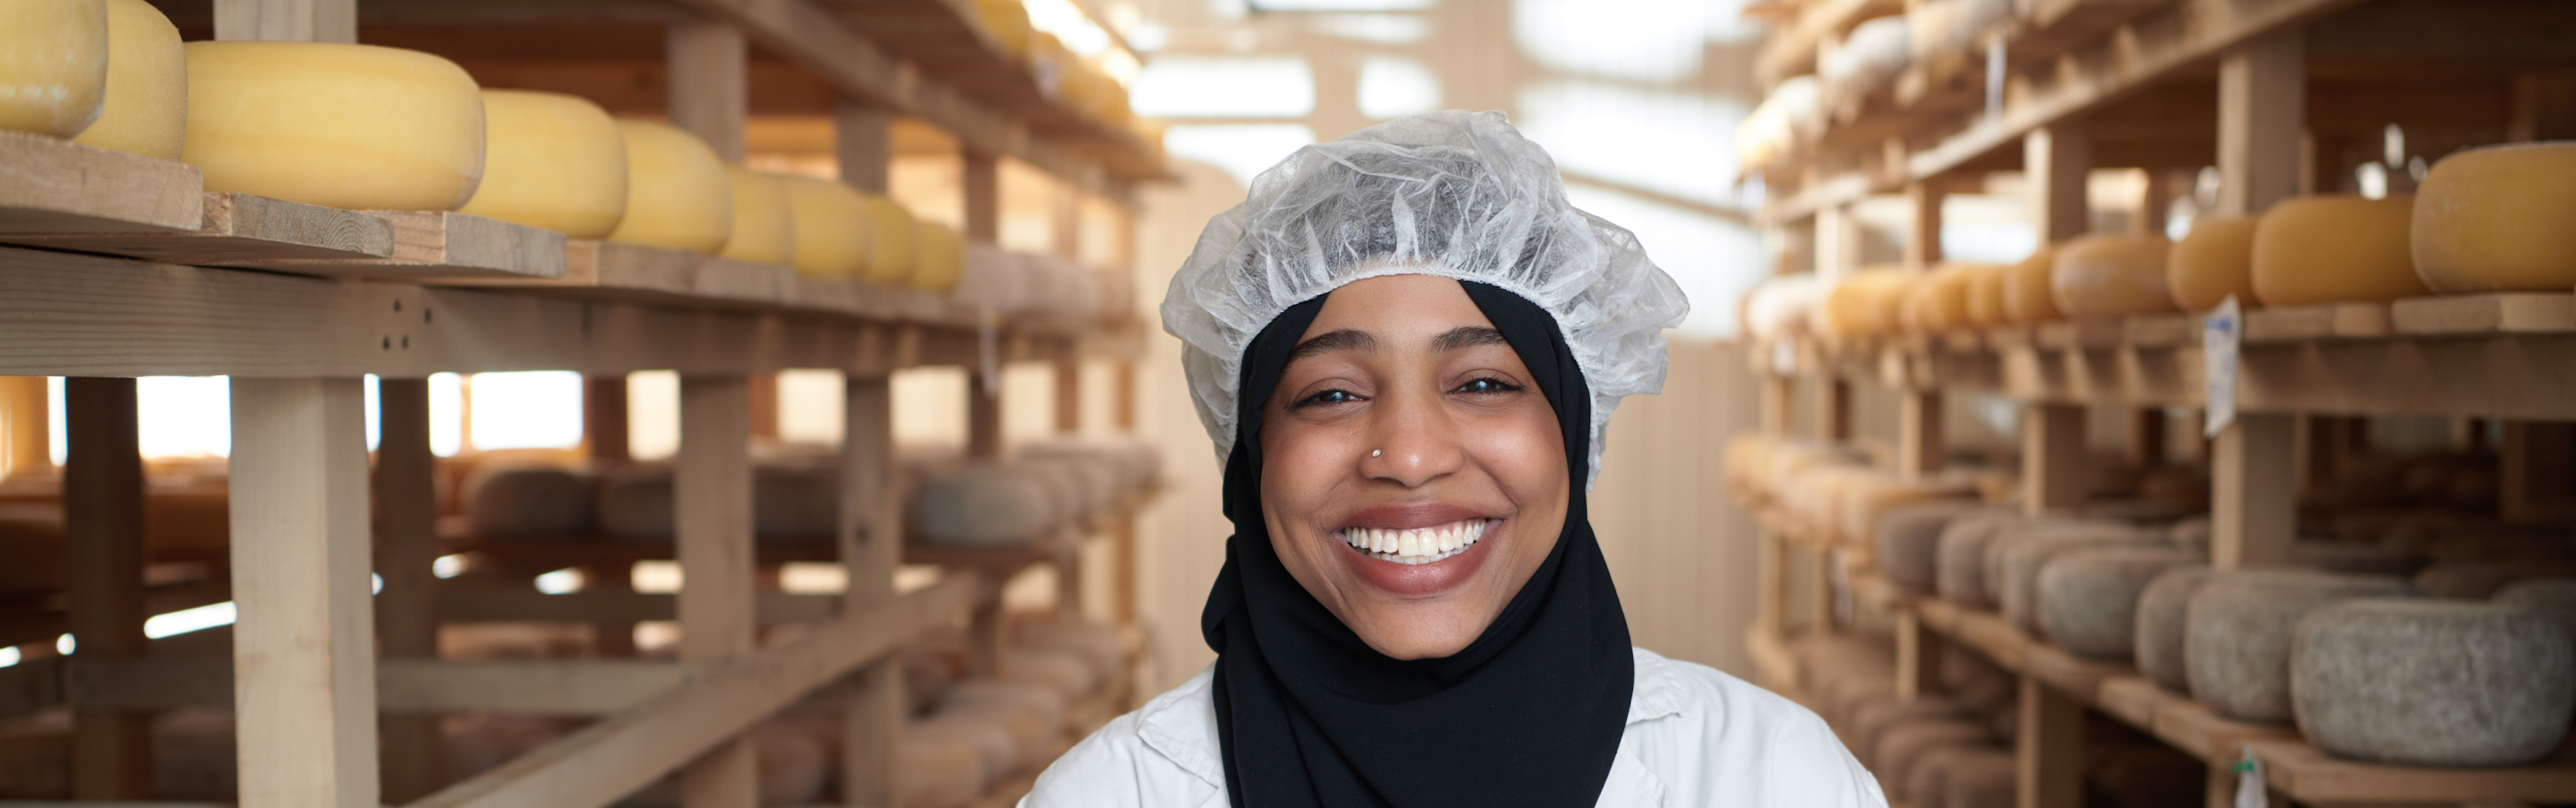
[1161,110,1689,489]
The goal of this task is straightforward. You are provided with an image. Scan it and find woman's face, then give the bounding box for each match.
[1257,273,1571,660]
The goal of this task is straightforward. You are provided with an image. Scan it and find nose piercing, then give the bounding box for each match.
[1370,449,1382,458]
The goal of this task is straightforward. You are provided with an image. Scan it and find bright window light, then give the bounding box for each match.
[1310,13,1430,44]
[633,560,683,593]
[145,601,237,639]
[1163,123,1318,188]
[1512,0,1758,82]
[0,646,17,668]
[1024,0,1116,56]
[56,634,74,655]
[1357,56,1441,119]
[780,562,848,595]
[428,373,464,457]
[132,376,231,458]
[1131,56,1315,119]
[1516,80,1748,209]
[776,369,845,446]
[468,371,584,451]
[534,567,585,595]
[372,573,383,594]
[432,554,468,579]
[46,377,64,467]
[1562,184,1761,339]
[364,374,380,451]
[1250,0,1433,11]
[629,371,680,461]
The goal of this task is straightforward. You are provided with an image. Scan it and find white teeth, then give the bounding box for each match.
[1337,520,1489,565]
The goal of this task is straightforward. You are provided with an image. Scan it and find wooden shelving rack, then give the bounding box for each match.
[0,0,1166,807]
[1736,0,2576,805]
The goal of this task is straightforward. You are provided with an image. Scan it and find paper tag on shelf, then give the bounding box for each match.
[2233,747,2267,808]
[1770,339,1796,375]
[2203,294,2242,438]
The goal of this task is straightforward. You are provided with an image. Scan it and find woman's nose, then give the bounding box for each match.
[1359,386,1463,487]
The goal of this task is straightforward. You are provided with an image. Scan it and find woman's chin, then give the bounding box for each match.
[1332,519,1503,599]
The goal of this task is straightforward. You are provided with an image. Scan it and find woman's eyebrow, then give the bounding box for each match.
[1432,326,1508,352]
[1289,329,1375,361]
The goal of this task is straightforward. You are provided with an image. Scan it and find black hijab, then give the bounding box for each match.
[1199,278,1634,808]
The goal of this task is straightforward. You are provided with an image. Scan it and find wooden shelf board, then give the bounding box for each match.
[1948,608,2029,669]
[2017,641,2135,706]
[6,193,398,263]
[2035,319,2125,349]
[2122,312,2195,347]
[2392,292,2576,336]
[0,131,203,236]
[2247,738,2576,805]
[2243,300,2391,343]
[225,211,566,280]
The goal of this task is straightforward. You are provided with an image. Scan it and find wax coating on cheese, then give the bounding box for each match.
[717,166,794,265]
[2002,245,2062,323]
[1964,263,2008,326]
[2412,142,2576,293]
[182,42,484,211]
[459,89,627,238]
[2051,235,2176,318]
[2166,216,2258,312]
[2251,196,2425,306]
[604,119,732,253]
[0,0,107,138]
[858,194,918,285]
[70,0,182,158]
[777,173,871,278]
[1821,269,1913,337]
[912,221,966,292]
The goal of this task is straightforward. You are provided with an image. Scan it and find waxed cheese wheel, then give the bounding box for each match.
[2412,142,2576,292]
[183,42,484,211]
[604,119,731,253]
[716,166,793,264]
[2251,196,2427,306]
[2292,599,2575,766]
[0,0,107,137]
[2167,215,2258,312]
[1819,269,1914,337]
[458,89,627,237]
[912,221,965,291]
[1965,262,2009,326]
[777,173,871,277]
[969,0,1034,60]
[2184,570,2416,723]
[68,0,182,158]
[2051,234,2177,318]
[859,194,918,285]
[2002,245,2062,323]
[1902,264,1980,332]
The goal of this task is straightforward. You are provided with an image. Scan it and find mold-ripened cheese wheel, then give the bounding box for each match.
[2251,196,2427,306]
[458,90,627,237]
[1997,524,2164,633]
[0,0,107,137]
[2051,234,2178,318]
[2184,570,2417,723]
[1819,268,1914,337]
[914,463,1060,547]
[466,465,595,540]
[912,221,965,292]
[1872,719,1991,797]
[858,194,917,285]
[1904,743,2005,808]
[1937,748,2019,808]
[2036,547,2202,658]
[894,732,989,808]
[604,119,731,253]
[716,166,792,265]
[2002,245,2062,323]
[2412,142,2576,292]
[2494,578,2576,648]
[1964,262,2009,326]
[1847,695,1968,769]
[182,42,484,211]
[2167,215,2259,312]
[1934,511,2020,607]
[1876,500,1982,591]
[776,173,871,277]
[2134,565,2212,691]
[2292,599,2575,766]
[68,0,181,158]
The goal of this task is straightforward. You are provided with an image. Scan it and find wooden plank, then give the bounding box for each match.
[839,375,900,808]
[667,21,748,163]
[227,376,378,808]
[230,211,566,281]
[0,131,203,235]
[58,658,692,715]
[432,587,836,625]
[2029,121,2093,243]
[2392,292,2576,336]
[836,103,894,194]
[1894,609,1943,703]
[676,374,757,808]
[401,577,976,808]
[2023,404,2088,515]
[0,375,46,478]
[2242,301,2389,342]
[2018,675,2087,808]
[1951,608,2030,669]
[62,378,151,800]
[692,259,795,305]
[2147,689,2299,761]
[7,193,398,263]
[2247,738,2576,805]
[2211,412,2294,569]
[1898,390,1943,481]
[2095,676,2167,729]
[2019,641,2136,706]
[2216,27,2304,217]
[374,378,443,804]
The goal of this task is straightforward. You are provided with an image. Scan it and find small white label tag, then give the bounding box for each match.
[2203,295,2242,438]
[2233,747,2267,808]
[1770,339,1796,376]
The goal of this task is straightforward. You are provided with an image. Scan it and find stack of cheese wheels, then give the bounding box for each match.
[2251,196,2426,305]
[859,194,917,285]
[183,42,484,211]
[458,89,627,238]
[716,166,794,264]
[2166,216,2259,312]
[1962,262,2008,326]
[954,241,1029,314]
[0,0,108,138]
[912,221,967,292]
[1819,268,1914,337]
[2292,599,2575,766]
[776,173,871,276]
[2412,142,2576,292]
[1901,264,1981,332]
[2184,570,2416,722]
[2002,245,2062,323]
[68,0,183,158]
[2051,234,2177,318]
[2036,546,2203,658]
[603,119,731,253]
[969,0,1034,61]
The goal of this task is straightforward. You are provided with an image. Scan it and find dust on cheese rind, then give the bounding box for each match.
[182,42,484,211]
[2166,216,2259,312]
[460,90,628,238]
[716,166,794,265]
[2251,196,2426,306]
[2051,234,2178,319]
[69,0,182,159]
[0,0,107,138]
[604,119,731,253]
[776,173,871,278]
[2412,141,2576,292]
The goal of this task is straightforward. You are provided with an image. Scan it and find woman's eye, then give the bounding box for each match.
[1453,377,1522,394]
[1292,388,1362,408]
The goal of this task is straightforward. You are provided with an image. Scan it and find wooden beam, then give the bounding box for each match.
[63,378,150,800]
[2217,29,2304,217]
[0,376,46,479]
[2024,404,2088,516]
[215,0,354,44]
[2028,121,2093,243]
[1898,390,1943,482]
[2017,676,2086,808]
[963,150,1000,243]
[1895,609,1944,703]
[838,375,899,808]
[2212,413,2294,569]
[835,103,894,194]
[1905,182,1945,270]
[431,587,837,625]
[586,376,631,464]
[373,378,443,804]
[1814,378,1852,443]
[676,375,756,808]
[229,377,378,808]
[666,21,747,163]
[60,658,694,715]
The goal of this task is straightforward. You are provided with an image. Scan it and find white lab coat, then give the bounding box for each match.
[1020,647,1890,807]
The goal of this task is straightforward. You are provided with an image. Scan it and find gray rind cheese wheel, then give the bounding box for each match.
[2184,570,2417,723]
[1996,525,2163,632]
[1871,719,1991,797]
[596,465,676,541]
[2417,561,2576,599]
[1846,695,1968,770]
[469,466,596,540]
[2036,547,2202,658]
[1935,512,2019,606]
[894,732,989,808]
[914,465,1061,547]
[1904,743,2006,808]
[2134,565,2215,691]
[2292,598,2576,766]
[1878,502,1984,591]
[1939,748,2018,808]
[1981,520,2135,614]
[2494,577,2576,647]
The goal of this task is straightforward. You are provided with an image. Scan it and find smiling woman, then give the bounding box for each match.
[1021,111,1886,808]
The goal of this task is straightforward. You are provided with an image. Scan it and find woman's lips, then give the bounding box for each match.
[1336,519,1490,565]
[1330,517,1500,597]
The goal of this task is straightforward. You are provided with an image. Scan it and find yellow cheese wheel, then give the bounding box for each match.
[2412,143,2576,292]
[2167,216,2258,312]
[2252,196,2426,306]
[68,0,181,158]
[716,166,792,265]
[604,119,731,253]
[912,221,965,292]
[2051,234,2176,318]
[1964,263,2009,326]
[777,173,871,277]
[969,0,1034,60]
[182,42,483,211]
[858,194,917,285]
[0,0,107,137]
[458,90,627,238]
[1820,269,1913,337]
[1906,264,1994,332]
[2003,245,2063,323]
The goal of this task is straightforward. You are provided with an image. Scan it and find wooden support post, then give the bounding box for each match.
[1110,359,1140,628]
[2027,121,2093,243]
[2216,30,2304,218]
[64,378,150,799]
[2017,677,2085,808]
[967,371,1003,461]
[2023,404,2088,516]
[1898,390,1943,482]
[1813,378,1851,443]
[666,21,747,163]
[2212,413,2296,570]
[1807,546,1836,636]
[837,375,900,808]
[1895,610,1944,703]
[2500,422,2576,524]
[1756,528,1789,640]
[834,102,894,194]
[587,376,630,465]
[374,378,444,804]
[2293,414,2332,497]
[2509,72,2576,143]
[1905,182,1945,270]
[963,151,1000,243]
[213,0,354,43]
[1760,375,1795,435]
[0,376,48,479]
[229,377,378,808]
[747,375,779,439]
[2135,170,2174,238]
[678,376,757,808]
[1054,361,1082,435]
[1815,202,1859,279]
[2128,408,2167,469]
